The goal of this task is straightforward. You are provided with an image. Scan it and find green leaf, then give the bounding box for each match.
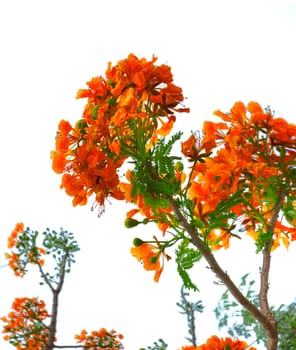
[210,189,245,217]
[175,239,201,291]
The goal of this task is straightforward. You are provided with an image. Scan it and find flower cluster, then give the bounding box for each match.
[75,328,124,349]
[182,101,296,251]
[130,237,171,282]
[182,335,256,349]
[4,223,46,277]
[182,335,256,350]
[1,297,50,349]
[51,53,189,211]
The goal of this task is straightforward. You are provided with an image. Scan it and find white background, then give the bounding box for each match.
[0,1,296,349]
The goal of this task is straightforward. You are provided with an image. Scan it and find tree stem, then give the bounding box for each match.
[168,196,277,349]
[259,188,286,349]
[45,253,68,350]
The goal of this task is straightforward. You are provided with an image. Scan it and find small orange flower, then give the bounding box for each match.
[7,223,24,249]
[181,134,197,161]
[130,241,171,282]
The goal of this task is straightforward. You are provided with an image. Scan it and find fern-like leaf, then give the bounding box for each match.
[175,238,201,291]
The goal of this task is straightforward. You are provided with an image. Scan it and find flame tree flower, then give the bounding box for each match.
[1,297,50,349]
[181,335,257,349]
[130,237,171,282]
[52,55,296,349]
[118,99,295,349]
[181,101,296,252]
[75,328,124,349]
[2,223,125,349]
[2,224,80,349]
[52,53,189,213]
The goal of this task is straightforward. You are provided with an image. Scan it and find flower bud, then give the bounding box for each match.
[124,218,140,228]
[175,161,184,172]
[75,119,88,133]
[133,238,144,246]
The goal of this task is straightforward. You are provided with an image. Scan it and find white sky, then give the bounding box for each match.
[1,1,296,349]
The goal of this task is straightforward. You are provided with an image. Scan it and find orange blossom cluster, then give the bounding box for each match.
[182,335,256,349]
[1,297,50,349]
[75,328,124,349]
[51,53,189,210]
[181,101,296,250]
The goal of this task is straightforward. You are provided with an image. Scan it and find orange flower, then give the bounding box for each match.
[53,54,189,211]
[207,228,230,250]
[2,297,50,349]
[157,115,176,136]
[7,223,24,249]
[75,328,124,349]
[214,101,247,125]
[182,101,296,250]
[195,335,257,350]
[181,132,216,162]
[50,151,67,174]
[130,241,171,282]
[181,134,198,161]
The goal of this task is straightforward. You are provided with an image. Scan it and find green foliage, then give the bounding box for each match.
[214,273,296,349]
[282,192,296,226]
[176,285,204,346]
[129,132,183,210]
[41,228,79,285]
[277,300,296,350]
[13,227,79,281]
[255,227,273,252]
[139,338,168,350]
[214,273,265,346]
[13,227,41,275]
[175,238,202,291]
[152,132,183,177]
[2,226,80,349]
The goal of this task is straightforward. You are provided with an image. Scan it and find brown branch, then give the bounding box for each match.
[168,196,276,341]
[37,262,54,293]
[45,253,68,350]
[189,305,197,347]
[259,188,286,349]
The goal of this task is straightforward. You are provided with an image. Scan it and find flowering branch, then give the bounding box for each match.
[168,196,275,336]
[46,54,296,349]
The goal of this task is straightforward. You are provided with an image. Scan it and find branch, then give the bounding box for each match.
[45,253,68,350]
[177,286,197,346]
[168,196,275,335]
[189,305,196,346]
[37,262,54,292]
[259,188,286,348]
[56,252,69,294]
